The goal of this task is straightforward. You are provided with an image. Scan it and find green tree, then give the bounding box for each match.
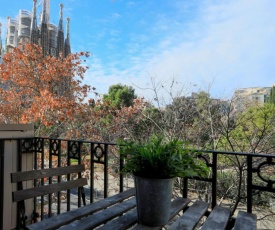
[269,86,275,104]
[103,84,137,109]
[218,103,275,153]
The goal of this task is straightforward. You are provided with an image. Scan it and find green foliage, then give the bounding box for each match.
[103,84,137,109]
[269,86,275,104]
[119,135,209,179]
[218,103,275,152]
[194,91,211,113]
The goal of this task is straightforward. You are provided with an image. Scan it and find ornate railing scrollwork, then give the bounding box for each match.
[20,138,34,153]
[254,160,275,188]
[94,145,105,160]
[68,141,81,159]
[50,139,60,156]
[34,138,43,153]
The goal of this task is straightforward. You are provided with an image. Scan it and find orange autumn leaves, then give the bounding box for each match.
[0,43,147,141]
[0,44,90,127]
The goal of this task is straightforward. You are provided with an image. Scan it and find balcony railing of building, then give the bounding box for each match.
[1,137,275,229]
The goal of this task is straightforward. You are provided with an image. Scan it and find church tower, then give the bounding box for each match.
[30,0,39,45]
[56,4,64,58]
[40,0,49,56]
[64,17,71,57]
[3,0,71,58]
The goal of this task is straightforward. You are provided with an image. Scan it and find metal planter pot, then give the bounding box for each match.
[134,175,174,227]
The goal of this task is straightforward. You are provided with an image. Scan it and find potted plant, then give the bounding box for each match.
[119,134,209,227]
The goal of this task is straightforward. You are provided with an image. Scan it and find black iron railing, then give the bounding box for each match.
[183,150,275,213]
[1,137,275,227]
[1,137,119,224]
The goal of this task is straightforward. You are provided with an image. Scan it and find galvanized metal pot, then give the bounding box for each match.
[134,175,174,226]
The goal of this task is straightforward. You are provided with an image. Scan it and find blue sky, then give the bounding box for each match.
[1,0,275,103]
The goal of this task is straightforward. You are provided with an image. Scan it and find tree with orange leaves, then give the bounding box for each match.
[0,43,91,136]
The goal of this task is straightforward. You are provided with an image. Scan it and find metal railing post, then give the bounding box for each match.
[90,143,94,203]
[212,153,217,209]
[182,177,188,198]
[247,155,253,213]
[119,152,124,193]
[104,144,108,198]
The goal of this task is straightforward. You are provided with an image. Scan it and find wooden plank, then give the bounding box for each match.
[169,198,191,220]
[97,208,137,230]
[133,197,191,230]
[11,164,85,183]
[27,188,135,230]
[60,197,136,230]
[201,206,231,230]
[13,178,87,202]
[168,200,209,230]
[234,211,257,230]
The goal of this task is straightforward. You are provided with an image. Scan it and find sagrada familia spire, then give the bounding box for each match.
[65,18,71,58]
[3,0,71,58]
[56,3,64,58]
[30,0,39,45]
[40,0,49,56]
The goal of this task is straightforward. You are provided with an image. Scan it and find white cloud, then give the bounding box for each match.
[86,0,275,102]
[133,0,275,98]
[112,13,121,19]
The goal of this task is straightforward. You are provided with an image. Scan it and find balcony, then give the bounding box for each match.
[1,135,275,229]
